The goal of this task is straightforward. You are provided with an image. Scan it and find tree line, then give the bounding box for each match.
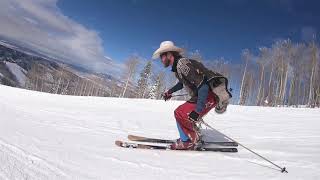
[118,39,320,108]
[236,39,319,107]
[3,39,318,108]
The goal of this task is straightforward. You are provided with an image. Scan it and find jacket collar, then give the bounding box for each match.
[171,58,179,72]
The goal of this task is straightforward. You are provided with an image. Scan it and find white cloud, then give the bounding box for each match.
[0,0,119,74]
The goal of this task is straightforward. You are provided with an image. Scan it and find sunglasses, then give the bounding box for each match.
[160,52,168,59]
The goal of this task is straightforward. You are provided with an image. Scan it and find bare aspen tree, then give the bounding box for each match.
[90,82,95,96]
[288,46,298,106]
[316,88,320,107]
[103,87,107,97]
[55,71,62,94]
[248,72,256,105]
[265,60,274,106]
[79,80,84,96]
[89,83,94,96]
[93,84,98,96]
[256,47,269,105]
[287,43,303,106]
[110,79,117,97]
[295,44,309,106]
[26,63,37,90]
[308,40,318,107]
[91,82,95,96]
[271,40,290,106]
[316,62,320,107]
[79,79,85,96]
[41,64,45,92]
[240,71,253,105]
[303,83,309,105]
[35,64,39,91]
[78,79,82,96]
[272,42,281,106]
[239,49,251,105]
[96,86,101,97]
[288,74,296,106]
[92,84,96,96]
[280,40,291,105]
[73,77,80,95]
[62,79,70,95]
[121,55,139,98]
[83,80,88,96]
[257,65,265,105]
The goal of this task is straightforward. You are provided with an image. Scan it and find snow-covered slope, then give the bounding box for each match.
[4,61,27,86]
[0,85,319,180]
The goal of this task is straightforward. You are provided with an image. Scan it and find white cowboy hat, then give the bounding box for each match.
[152,41,184,59]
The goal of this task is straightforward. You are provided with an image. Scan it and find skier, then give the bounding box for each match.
[152,41,232,150]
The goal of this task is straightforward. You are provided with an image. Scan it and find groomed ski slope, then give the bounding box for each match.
[0,84,319,180]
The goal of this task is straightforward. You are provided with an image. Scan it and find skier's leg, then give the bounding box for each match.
[176,121,189,142]
[199,91,217,116]
[170,102,198,150]
[174,101,198,144]
[171,91,218,150]
[173,91,217,144]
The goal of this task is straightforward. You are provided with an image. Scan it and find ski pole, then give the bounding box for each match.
[161,93,188,100]
[200,119,288,173]
[171,93,189,97]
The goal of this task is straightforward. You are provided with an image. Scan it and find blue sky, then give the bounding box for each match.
[0,0,319,73]
[57,0,320,63]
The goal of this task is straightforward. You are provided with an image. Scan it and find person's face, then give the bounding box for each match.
[160,52,171,68]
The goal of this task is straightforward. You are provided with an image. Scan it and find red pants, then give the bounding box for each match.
[174,91,217,142]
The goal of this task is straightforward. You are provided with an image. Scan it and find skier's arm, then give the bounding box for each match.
[168,82,183,94]
[195,83,209,113]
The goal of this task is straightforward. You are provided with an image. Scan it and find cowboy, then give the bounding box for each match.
[152,41,232,150]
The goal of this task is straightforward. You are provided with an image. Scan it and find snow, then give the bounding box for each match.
[4,61,27,86]
[0,72,3,78]
[0,84,319,180]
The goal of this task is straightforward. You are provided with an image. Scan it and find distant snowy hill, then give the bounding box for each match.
[0,41,130,97]
[0,85,319,180]
[0,38,115,71]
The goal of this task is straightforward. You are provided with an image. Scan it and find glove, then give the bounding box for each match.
[162,91,172,101]
[188,111,200,122]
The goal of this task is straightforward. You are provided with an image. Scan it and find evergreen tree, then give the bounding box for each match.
[149,72,165,99]
[137,61,152,98]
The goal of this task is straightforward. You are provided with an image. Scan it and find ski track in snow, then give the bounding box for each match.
[0,139,68,180]
[0,85,320,180]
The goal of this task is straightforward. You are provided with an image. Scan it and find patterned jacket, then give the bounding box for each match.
[171,57,232,103]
